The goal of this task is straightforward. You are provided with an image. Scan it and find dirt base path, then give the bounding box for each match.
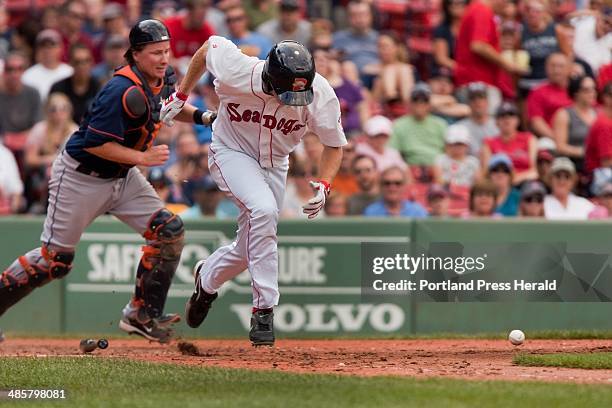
[2,338,612,384]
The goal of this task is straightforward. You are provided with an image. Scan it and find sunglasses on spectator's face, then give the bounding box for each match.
[382,179,404,187]
[490,165,510,174]
[353,167,373,175]
[226,15,246,23]
[553,171,572,180]
[523,195,544,203]
[4,65,24,72]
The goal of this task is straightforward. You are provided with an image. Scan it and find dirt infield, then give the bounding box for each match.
[2,337,612,384]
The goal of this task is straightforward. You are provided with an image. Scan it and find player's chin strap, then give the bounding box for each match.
[0,245,74,317]
[134,208,184,321]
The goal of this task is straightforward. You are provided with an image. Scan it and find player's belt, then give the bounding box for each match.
[75,164,129,179]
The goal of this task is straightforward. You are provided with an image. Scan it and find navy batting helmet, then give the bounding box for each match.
[128,19,170,49]
[262,41,315,106]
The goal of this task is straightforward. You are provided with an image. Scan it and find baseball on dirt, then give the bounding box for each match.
[508,329,525,345]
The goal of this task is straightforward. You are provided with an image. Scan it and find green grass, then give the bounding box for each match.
[514,352,612,370]
[1,358,612,408]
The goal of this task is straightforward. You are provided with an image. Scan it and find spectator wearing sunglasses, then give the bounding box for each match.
[519,180,546,217]
[226,5,272,60]
[364,166,427,217]
[544,157,594,219]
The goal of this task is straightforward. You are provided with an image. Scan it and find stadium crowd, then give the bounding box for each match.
[0,0,610,220]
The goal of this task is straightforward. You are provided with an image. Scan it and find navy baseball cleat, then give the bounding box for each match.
[249,310,275,346]
[185,260,218,328]
[119,317,173,344]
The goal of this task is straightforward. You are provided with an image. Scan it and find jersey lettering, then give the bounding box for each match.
[227,103,305,135]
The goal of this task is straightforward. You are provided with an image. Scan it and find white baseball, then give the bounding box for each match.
[508,329,525,345]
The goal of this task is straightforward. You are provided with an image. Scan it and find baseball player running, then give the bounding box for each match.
[161,36,347,346]
[0,20,214,343]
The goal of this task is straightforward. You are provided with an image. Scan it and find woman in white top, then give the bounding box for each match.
[544,157,594,220]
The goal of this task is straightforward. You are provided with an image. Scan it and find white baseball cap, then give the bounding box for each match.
[364,115,393,137]
[445,124,471,145]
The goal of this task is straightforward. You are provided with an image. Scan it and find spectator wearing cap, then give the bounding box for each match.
[225,5,273,59]
[433,124,481,189]
[518,0,568,95]
[57,0,96,63]
[49,43,101,124]
[589,183,612,219]
[585,82,612,174]
[526,52,573,139]
[148,167,188,215]
[464,180,500,218]
[519,180,546,217]
[390,83,447,167]
[455,82,499,155]
[454,0,527,98]
[544,157,594,219]
[22,29,74,102]
[536,137,556,191]
[91,35,129,85]
[371,31,415,118]
[552,75,598,174]
[427,185,450,217]
[332,1,379,88]
[0,52,43,158]
[364,166,428,217]
[482,102,538,184]
[164,0,215,59]
[486,153,520,216]
[347,155,380,215]
[0,142,24,215]
[355,115,407,172]
[433,0,467,73]
[257,0,311,46]
[243,0,278,31]
[92,3,129,63]
[313,47,368,136]
[180,174,238,219]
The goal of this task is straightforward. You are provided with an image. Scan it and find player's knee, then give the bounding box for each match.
[252,204,279,223]
[42,246,75,280]
[145,209,185,259]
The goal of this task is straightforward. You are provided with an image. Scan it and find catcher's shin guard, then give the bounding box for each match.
[0,246,74,316]
[136,209,184,320]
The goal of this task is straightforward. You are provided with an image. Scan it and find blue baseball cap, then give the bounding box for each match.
[488,153,513,171]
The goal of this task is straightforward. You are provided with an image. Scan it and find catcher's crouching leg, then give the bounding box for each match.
[0,246,74,316]
[136,209,185,320]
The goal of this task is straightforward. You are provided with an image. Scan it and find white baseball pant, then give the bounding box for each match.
[200,143,287,309]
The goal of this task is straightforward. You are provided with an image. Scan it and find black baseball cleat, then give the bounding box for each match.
[119,317,173,344]
[185,260,218,328]
[249,310,275,346]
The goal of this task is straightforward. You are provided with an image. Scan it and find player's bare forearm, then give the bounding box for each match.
[318,145,343,184]
[177,41,209,96]
[85,142,167,166]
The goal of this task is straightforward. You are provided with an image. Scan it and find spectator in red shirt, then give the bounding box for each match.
[165,0,215,59]
[526,52,573,139]
[585,82,612,174]
[58,0,95,63]
[597,62,612,93]
[482,102,538,184]
[454,0,526,94]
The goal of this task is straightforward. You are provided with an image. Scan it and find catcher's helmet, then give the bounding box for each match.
[262,41,315,106]
[128,19,170,49]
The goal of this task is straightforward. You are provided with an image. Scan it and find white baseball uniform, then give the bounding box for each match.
[200,36,346,309]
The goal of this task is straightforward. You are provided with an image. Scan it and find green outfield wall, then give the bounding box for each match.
[0,217,611,337]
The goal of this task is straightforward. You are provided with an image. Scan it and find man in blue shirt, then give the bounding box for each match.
[332,1,380,88]
[226,5,273,60]
[364,166,428,217]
